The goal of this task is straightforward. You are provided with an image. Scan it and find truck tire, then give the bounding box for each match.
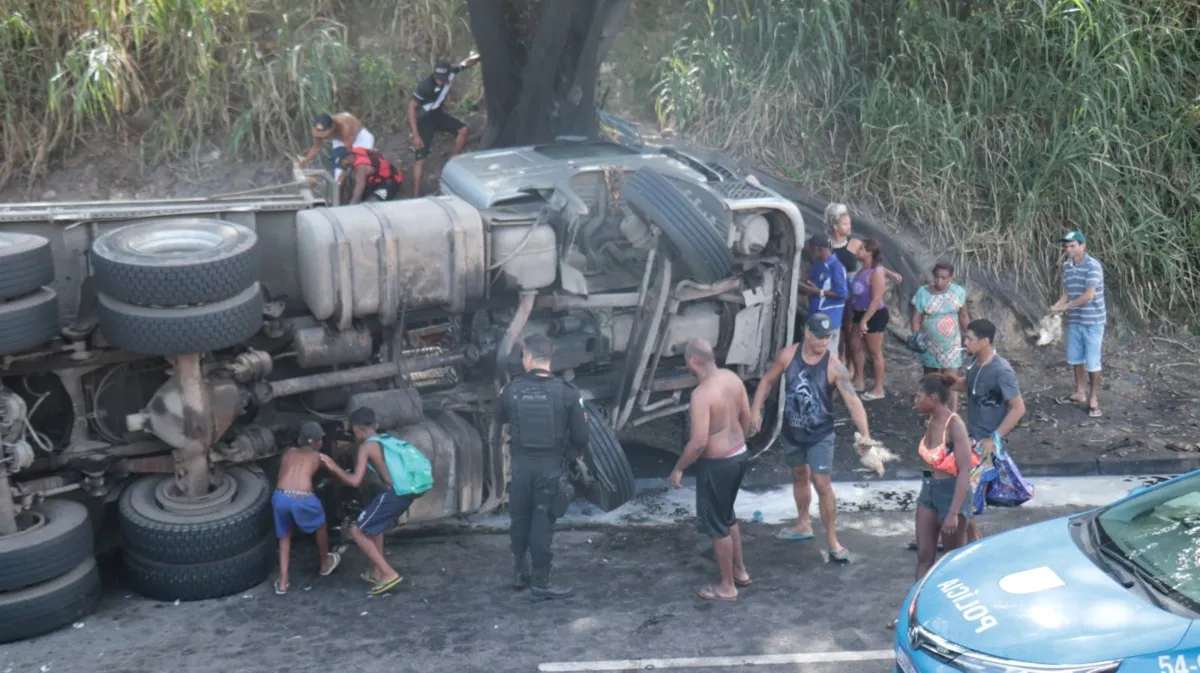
[123,535,272,603]
[581,402,636,512]
[90,218,260,307]
[0,233,54,301]
[0,288,60,355]
[119,467,271,565]
[0,499,94,592]
[620,168,734,284]
[97,283,264,356]
[0,557,101,645]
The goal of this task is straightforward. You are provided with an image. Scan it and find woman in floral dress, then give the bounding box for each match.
[910,262,970,411]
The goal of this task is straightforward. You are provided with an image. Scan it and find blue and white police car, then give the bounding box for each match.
[894,470,1200,672]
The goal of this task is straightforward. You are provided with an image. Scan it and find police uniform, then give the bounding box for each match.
[493,368,588,600]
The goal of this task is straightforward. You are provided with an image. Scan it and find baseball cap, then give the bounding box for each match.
[312,113,334,138]
[808,232,832,249]
[433,61,453,79]
[330,145,350,168]
[1060,231,1087,244]
[806,313,835,338]
[297,421,325,446]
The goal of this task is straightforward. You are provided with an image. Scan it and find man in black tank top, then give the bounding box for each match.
[750,314,874,563]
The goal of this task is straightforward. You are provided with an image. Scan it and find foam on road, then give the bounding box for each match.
[465,474,1170,530]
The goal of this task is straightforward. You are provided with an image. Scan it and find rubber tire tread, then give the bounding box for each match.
[0,499,94,592]
[621,168,733,284]
[97,283,264,356]
[0,287,59,356]
[90,220,259,307]
[0,233,54,301]
[118,467,272,565]
[123,535,272,603]
[0,557,101,645]
[582,402,637,512]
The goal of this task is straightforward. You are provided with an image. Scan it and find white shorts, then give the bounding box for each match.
[331,128,376,180]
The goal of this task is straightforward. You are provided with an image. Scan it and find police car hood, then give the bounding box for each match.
[915,518,1190,664]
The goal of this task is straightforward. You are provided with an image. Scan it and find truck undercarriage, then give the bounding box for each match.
[0,140,804,641]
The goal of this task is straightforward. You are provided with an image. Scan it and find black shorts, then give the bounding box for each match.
[853,306,890,334]
[415,109,466,160]
[695,450,748,539]
[366,178,403,202]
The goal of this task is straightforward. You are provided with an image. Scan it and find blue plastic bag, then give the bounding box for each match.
[974,433,1034,509]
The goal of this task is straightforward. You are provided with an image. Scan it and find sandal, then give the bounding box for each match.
[273,579,288,595]
[828,547,851,563]
[1055,394,1086,405]
[319,551,342,577]
[369,575,404,596]
[861,391,885,401]
[360,570,377,584]
[734,576,752,587]
[1088,406,1103,418]
[775,529,815,541]
[698,585,738,602]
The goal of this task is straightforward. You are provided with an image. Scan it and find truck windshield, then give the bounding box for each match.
[1096,475,1200,611]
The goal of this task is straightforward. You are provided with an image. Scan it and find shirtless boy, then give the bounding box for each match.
[272,421,341,595]
[669,339,753,602]
[298,112,376,182]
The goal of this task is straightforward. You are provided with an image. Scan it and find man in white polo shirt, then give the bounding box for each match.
[1050,231,1106,418]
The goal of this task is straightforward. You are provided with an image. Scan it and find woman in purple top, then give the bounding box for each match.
[849,239,889,400]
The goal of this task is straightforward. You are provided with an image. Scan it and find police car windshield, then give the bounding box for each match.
[1096,474,1200,612]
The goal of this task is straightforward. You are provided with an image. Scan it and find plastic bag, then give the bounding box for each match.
[973,434,1034,509]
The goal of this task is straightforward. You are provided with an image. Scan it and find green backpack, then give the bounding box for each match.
[369,434,433,496]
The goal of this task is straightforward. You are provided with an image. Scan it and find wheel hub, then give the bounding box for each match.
[125,228,227,256]
[155,472,238,516]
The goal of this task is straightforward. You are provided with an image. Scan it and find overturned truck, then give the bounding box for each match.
[0,140,804,639]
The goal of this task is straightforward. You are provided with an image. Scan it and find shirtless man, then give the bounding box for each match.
[271,422,341,595]
[298,112,376,182]
[750,313,873,563]
[669,339,753,602]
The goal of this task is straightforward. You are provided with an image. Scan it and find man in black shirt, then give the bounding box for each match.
[408,54,481,196]
[492,334,588,601]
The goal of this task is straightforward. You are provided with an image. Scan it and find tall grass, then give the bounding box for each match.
[0,0,474,192]
[658,0,1200,328]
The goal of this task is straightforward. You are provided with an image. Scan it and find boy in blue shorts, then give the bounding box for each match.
[320,407,428,596]
[272,421,342,594]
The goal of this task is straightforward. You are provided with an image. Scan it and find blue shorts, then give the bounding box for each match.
[272,490,327,538]
[1066,322,1105,373]
[354,489,416,536]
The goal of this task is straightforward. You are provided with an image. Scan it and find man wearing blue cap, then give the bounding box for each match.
[1050,231,1106,418]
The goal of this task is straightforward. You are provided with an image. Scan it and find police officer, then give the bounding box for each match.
[491,334,588,601]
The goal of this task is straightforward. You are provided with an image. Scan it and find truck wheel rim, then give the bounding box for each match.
[124,228,227,256]
[154,471,238,516]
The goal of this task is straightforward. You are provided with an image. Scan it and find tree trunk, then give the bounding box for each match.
[466,0,632,149]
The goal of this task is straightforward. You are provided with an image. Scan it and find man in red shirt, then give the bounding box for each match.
[335,146,404,204]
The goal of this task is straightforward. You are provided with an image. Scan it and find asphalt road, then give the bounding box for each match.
[0,503,1093,673]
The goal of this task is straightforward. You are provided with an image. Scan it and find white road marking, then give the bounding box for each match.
[465,474,1168,530]
[537,649,896,672]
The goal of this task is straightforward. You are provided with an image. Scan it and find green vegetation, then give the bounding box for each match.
[658,0,1200,326]
[0,0,476,188]
[2,0,1197,325]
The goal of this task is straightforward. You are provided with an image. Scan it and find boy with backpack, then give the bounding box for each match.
[319,406,433,596]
